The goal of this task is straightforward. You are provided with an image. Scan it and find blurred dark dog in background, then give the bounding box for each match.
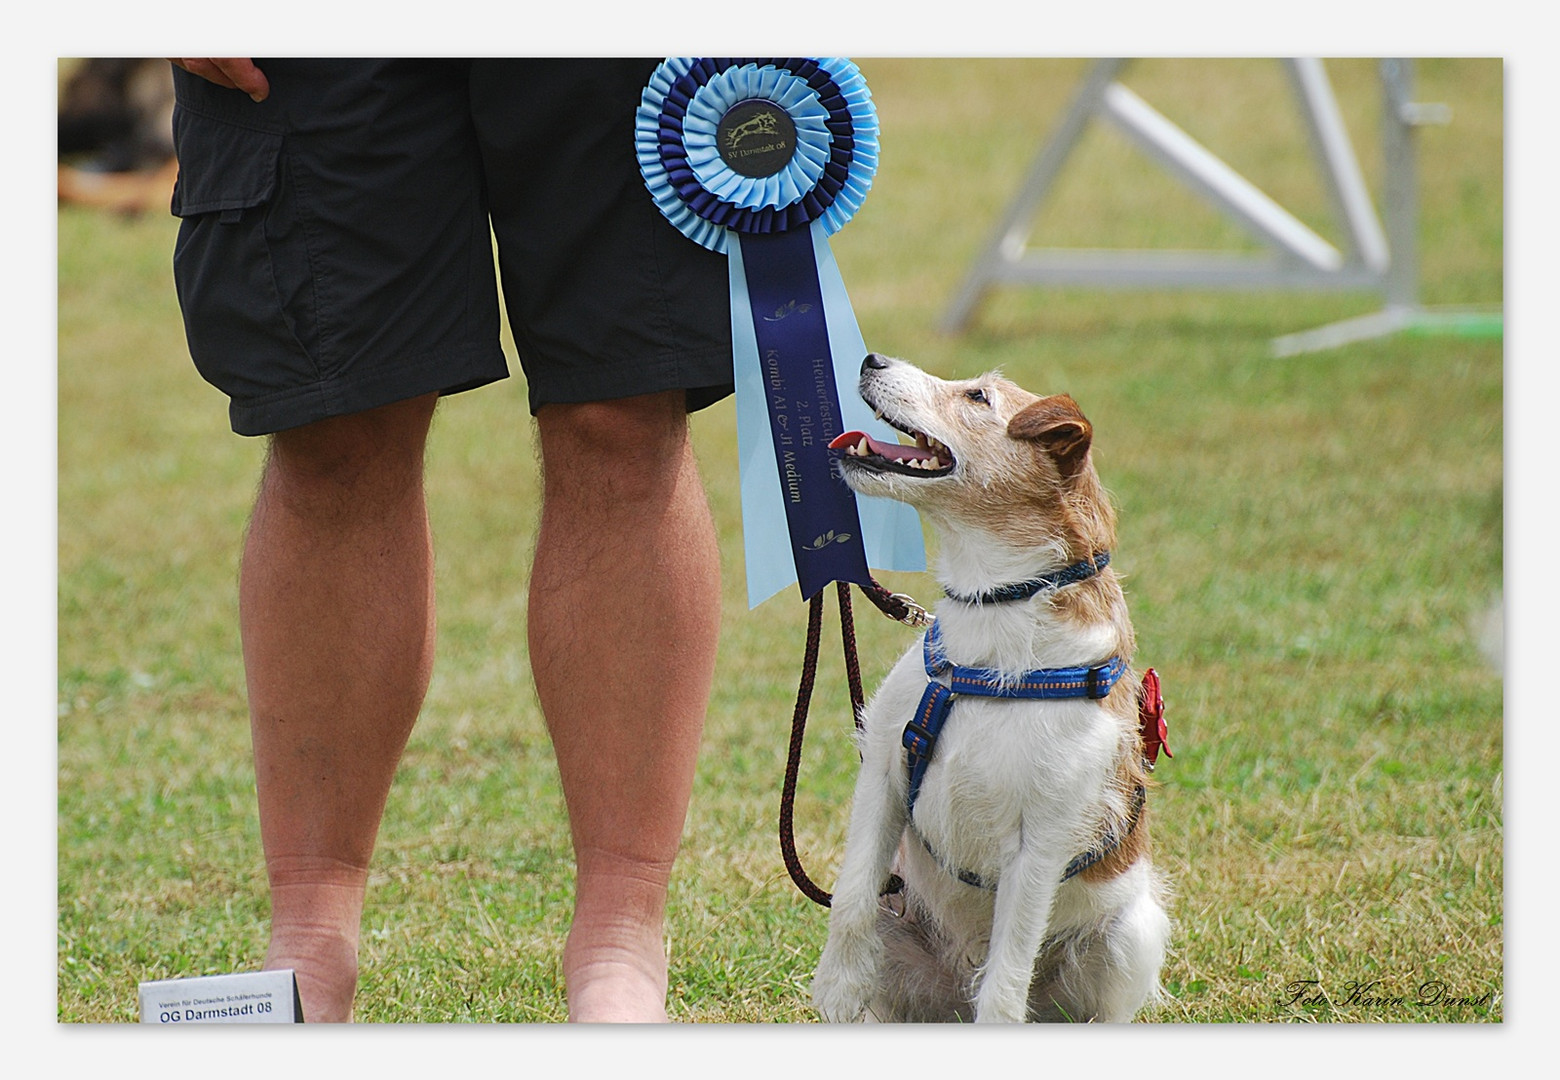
[58,59,177,214]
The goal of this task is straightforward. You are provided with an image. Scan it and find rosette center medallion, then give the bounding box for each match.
[716,99,799,178]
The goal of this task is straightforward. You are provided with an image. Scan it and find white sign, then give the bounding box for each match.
[138,970,302,1024]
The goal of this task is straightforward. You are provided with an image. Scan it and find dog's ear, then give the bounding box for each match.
[1008,395,1092,476]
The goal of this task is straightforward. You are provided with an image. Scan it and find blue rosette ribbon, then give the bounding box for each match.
[637,57,926,606]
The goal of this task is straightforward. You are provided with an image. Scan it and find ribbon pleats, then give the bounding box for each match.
[639,58,926,605]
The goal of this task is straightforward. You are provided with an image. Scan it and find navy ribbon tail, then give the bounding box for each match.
[739,228,871,599]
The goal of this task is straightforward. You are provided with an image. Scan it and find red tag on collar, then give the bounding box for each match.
[1138,668,1171,766]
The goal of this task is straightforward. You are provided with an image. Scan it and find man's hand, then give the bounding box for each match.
[168,59,270,102]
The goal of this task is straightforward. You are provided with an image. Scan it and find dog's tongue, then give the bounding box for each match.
[829,430,938,464]
[829,430,873,452]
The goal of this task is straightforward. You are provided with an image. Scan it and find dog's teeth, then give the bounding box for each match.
[857,438,870,456]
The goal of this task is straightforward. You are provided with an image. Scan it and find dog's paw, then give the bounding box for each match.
[810,968,869,1023]
[810,940,881,1023]
[972,978,1032,1024]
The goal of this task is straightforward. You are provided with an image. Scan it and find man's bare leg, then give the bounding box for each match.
[239,393,439,1023]
[528,390,721,1022]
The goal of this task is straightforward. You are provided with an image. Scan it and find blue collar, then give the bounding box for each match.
[943,552,1110,606]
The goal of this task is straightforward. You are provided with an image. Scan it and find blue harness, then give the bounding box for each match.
[899,552,1143,889]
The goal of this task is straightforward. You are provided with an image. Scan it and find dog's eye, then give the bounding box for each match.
[965,388,990,405]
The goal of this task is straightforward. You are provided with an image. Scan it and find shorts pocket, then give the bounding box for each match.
[170,106,282,219]
[171,107,323,427]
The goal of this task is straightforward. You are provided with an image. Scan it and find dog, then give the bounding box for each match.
[811,353,1170,1023]
[57,59,179,216]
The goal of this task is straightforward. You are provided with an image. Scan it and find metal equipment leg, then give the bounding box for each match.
[939,59,1500,354]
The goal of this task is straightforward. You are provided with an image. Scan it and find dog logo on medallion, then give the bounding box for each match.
[717,99,798,179]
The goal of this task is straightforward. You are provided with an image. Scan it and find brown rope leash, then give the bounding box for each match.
[778,580,927,907]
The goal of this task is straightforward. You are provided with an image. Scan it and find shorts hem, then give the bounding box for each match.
[523,345,734,416]
[226,343,509,436]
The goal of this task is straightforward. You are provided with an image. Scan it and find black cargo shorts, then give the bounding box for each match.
[170,59,734,435]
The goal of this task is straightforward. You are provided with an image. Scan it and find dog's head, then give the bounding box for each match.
[831,354,1115,557]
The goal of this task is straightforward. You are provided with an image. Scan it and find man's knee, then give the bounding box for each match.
[535,392,692,497]
[537,392,687,453]
[263,393,438,514]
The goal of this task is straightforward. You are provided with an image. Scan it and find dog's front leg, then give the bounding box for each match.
[811,756,907,1022]
[973,846,1065,1022]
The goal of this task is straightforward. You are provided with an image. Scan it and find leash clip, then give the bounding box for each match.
[861,577,930,627]
[888,592,930,627]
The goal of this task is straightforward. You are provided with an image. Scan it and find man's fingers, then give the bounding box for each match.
[169,59,270,102]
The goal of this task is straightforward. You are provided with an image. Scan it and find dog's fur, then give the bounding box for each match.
[811,355,1170,1023]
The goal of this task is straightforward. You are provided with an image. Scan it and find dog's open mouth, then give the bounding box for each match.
[829,421,955,476]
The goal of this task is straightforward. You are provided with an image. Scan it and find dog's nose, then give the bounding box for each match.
[862,353,890,373]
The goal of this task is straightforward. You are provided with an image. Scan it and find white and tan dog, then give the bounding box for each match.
[811,353,1170,1023]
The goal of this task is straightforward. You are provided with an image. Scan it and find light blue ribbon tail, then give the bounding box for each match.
[730,236,793,607]
[734,222,927,608]
[810,222,926,586]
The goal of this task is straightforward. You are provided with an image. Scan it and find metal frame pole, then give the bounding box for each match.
[1381,57,1422,311]
[938,57,1496,353]
[1270,58,1481,357]
[940,59,1398,334]
[1285,58,1390,274]
[940,60,1124,333]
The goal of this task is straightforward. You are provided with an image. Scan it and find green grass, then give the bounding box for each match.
[57,58,1502,1024]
